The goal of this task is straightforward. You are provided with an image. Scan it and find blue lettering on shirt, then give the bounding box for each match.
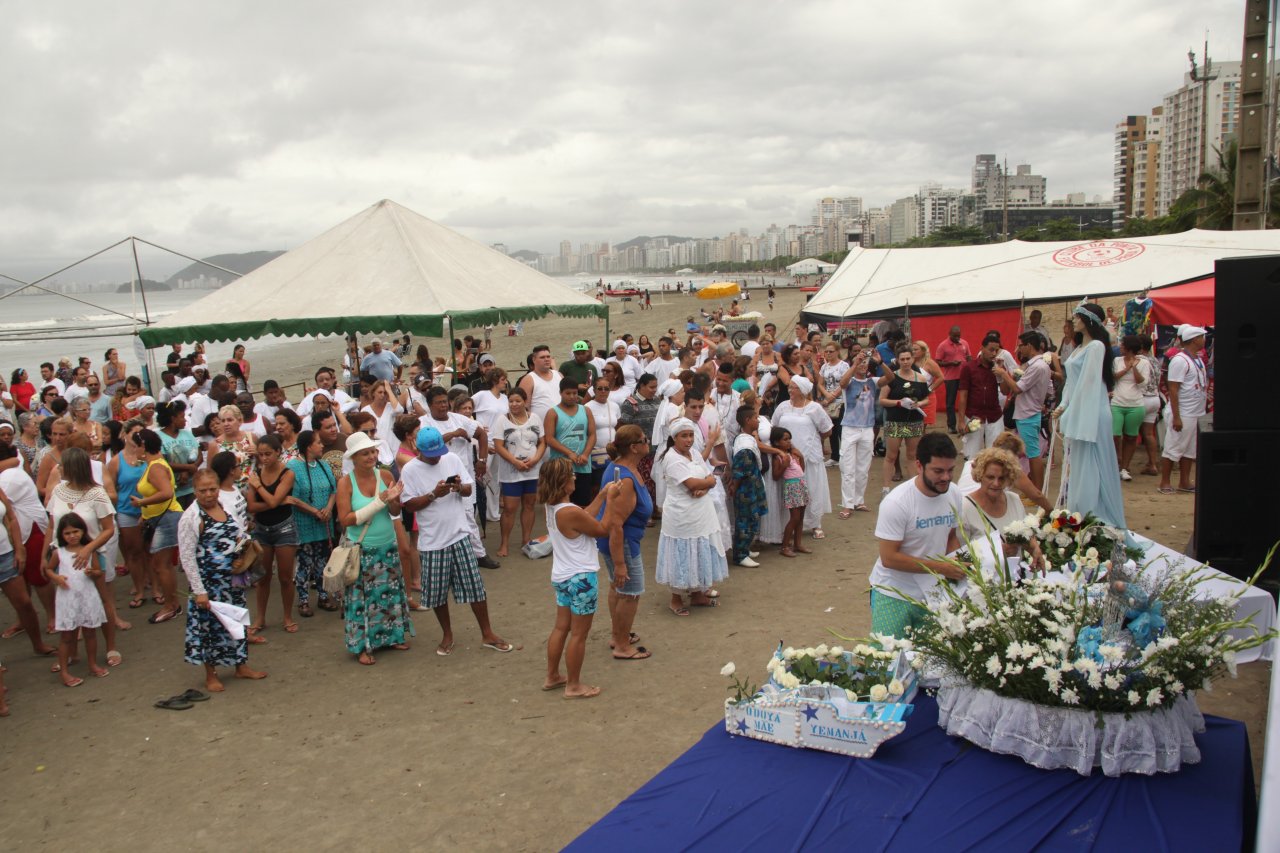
[915,514,957,531]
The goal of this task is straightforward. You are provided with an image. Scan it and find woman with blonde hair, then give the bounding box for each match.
[960,446,1045,573]
[911,340,944,429]
[215,404,256,487]
[956,430,1053,513]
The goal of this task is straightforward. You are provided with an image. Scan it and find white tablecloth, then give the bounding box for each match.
[1134,534,1275,663]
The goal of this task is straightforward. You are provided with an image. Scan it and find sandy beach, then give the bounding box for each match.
[0,286,1267,852]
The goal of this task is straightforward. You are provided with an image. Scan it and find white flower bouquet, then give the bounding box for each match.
[889,539,1277,775]
[1028,508,1144,573]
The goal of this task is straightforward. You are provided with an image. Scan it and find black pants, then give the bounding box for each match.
[829,419,843,462]
[944,379,960,430]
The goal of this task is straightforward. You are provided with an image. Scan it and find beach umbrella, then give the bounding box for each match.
[697,281,740,300]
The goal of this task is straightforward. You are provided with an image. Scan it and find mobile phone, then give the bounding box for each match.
[447,475,461,485]
[613,467,622,484]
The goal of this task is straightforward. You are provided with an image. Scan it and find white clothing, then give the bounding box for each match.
[471,389,509,437]
[296,388,358,417]
[962,419,1005,459]
[494,413,544,482]
[361,400,404,466]
[771,400,834,527]
[42,377,66,396]
[756,414,786,545]
[739,340,760,359]
[608,354,643,391]
[253,400,295,423]
[585,399,620,467]
[1162,415,1201,461]
[46,482,117,582]
[187,393,220,430]
[1110,358,1146,407]
[421,412,480,481]
[838,427,874,508]
[960,489,1024,542]
[649,356,680,386]
[546,502,599,583]
[870,481,964,603]
[64,384,90,406]
[241,415,269,439]
[400,454,473,551]
[710,389,742,448]
[525,370,564,424]
[659,451,724,551]
[0,499,9,555]
[53,547,107,631]
[218,487,249,531]
[1166,352,1207,418]
[0,468,48,540]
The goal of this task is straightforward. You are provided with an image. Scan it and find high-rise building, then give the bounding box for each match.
[972,154,1000,212]
[889,196,920,243]
[1130,107,1163,220]
[1157,61,1240,215]
[971,155,1045,214]
[1112,115,1147,221]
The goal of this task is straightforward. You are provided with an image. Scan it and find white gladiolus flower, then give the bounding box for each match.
[1156,636,1179,651]
[720,662,736,677]
[1169,680,1185,695]
[911,656,924,670]
[986,655,1002,676]
[1060,688,1080,705]
[1129,690,1142,706]
[1147,687,1164,707]
[1223,650,1237,677]
[1104,674,1122,691]
[972,643,984,653]
[869,684,889,702]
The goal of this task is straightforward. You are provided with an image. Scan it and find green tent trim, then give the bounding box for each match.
[136,302,608,347]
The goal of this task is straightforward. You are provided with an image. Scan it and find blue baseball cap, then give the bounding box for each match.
[415,426,447,458]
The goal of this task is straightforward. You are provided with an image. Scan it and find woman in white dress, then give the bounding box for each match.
[769,377,833,539]
[655,418,728,616]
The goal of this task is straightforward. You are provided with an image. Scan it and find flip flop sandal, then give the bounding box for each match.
[128,597,146,609]
[613,647,652,660]
[1178,487,1196,493]
[838,509,853,519]
[284,622,300,633]
[812,529,826,539]
[62,677,84,688]
[482,641,514,653]
[705,589,720,599]
[178,688,210,702]
[148,608,181,625]
[855,504,871,512]
[690,598,719,608]
[1156,487,1176,495]
[436,643,455,656]
[154,696,192,710]
[0,626,21,640]
[668,605,691,616]
[106,650,123,667]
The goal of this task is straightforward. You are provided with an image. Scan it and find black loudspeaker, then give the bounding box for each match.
[1212,255,1280,429]
[1193,427,1280,593]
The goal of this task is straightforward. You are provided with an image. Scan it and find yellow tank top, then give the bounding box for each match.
[138,458,183,518]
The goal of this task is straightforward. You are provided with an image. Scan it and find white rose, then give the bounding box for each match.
[869,684,889,702]
[829,645,845,659]
[814,644,829,658]
[888,679,905,697]
[783,647,796,660]
[720,662,736,677]
[845,689,858,703]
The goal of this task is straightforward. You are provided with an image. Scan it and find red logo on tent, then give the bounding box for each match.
[1051,241,1145,268]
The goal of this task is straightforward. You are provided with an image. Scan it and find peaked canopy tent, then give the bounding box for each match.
[138,199,607,347]
[800,230,1280,324]
[787,258,839,276]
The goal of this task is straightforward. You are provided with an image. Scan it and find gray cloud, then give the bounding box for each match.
[0,0,1244,273]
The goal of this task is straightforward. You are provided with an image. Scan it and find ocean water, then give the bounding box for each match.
[0,272,792,380]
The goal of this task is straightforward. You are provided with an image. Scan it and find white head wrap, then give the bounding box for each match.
[612,339,627,351]
[790,376,813,396]
[668,417,696,438]
[126,395,156,411]
[174,376,197,394]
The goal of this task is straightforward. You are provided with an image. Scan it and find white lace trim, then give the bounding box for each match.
[935,679,1204,776]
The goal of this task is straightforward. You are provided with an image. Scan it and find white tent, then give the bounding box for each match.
[802,230,1280,320]
[139,199,605,346]
[787,257,838,276]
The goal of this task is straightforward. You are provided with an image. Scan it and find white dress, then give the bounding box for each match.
[53,546,107,631]
[655,450,728,592]
[756,414,786,544]
[771,401,834,529]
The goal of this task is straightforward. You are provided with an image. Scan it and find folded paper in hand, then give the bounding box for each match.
[209,601,251,640]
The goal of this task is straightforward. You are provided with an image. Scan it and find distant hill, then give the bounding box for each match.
[614,235,696,251]
[163,250,285,286]
[114,278,170,293]
[509,249,540,262]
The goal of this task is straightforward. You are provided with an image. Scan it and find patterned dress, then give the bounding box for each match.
[730,440,768,563]
[343,473,414,654]
[184,509,248,667]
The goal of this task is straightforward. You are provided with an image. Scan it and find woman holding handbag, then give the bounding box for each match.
[335,431,414,665]
[176,469,266,695]
[287,430,337,616]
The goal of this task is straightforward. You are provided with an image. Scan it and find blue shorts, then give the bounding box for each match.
[602,548,645,596]
[552,572,599,615]
[146,510,182,553]
[253,516,299,547]
[0,549,17,585]
[1015,414,1042,458]
[500,479,538,498]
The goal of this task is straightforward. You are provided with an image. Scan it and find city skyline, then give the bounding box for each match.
[0,2,1249,282]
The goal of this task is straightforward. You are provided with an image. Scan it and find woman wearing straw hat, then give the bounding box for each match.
[335,430,413,665]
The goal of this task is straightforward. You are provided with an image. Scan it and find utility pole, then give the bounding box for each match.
[1234,0,1270,229]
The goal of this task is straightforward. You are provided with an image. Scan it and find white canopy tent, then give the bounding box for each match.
[801,230,1280,320]
[139,199,605,346]
[787,257,839,276]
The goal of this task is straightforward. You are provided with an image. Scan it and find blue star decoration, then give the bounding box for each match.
[802,706,820,721]
[735,719,750,734]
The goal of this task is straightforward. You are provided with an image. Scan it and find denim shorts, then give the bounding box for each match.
[253,516,299,548]
[0,549,17,585]
[552,571,599,615]
[146,510,181,553]
[500,478,538,498]
[602,548,645,596]
[117,513,141,529]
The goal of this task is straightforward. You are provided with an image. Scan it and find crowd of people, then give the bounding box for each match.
[0,295,1210,711]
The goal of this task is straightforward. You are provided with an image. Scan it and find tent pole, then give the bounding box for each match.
[130,238,160,396]
[446,315,456,377]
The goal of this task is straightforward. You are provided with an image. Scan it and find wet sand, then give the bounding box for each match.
[0,287,1267,852]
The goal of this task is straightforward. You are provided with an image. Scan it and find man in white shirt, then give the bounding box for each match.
[400,426,512,656]
[296,367,357,417]
[517,345,563,424]
[38,363,65,397]
[738,324,762,360]
[253,380,294,424]
[648,337,680,386]
[63,367,91,406]
[868,433,966,638]
[169,376,197,409]
[419,386,498,568]
[1159,325,1208,494]
[710,363,742,449]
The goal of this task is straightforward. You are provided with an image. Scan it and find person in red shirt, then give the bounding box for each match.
[934,327,971,433]
[956,335,1004,459]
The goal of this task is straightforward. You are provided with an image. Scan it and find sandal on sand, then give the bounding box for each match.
[1156,486,1175,495]
[178,688,210,702]
[62,677,84,688]
[106,650,123,667]
[482,641,514,653]
[613,647,651,661]
[669,605,690,617]
[128,597,146,609]
[855,504,871,512]
[564,686,602,700]
[148,608,181,625]
[0,625,21,640]
[690,598,719,608]
[436,642,456,656]
[154,696,192,710]
[812,529,826,539]
[838,509,853,519]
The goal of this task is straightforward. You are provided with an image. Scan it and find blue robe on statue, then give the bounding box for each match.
[1058,339,1126,528]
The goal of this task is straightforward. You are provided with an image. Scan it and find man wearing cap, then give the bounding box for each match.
[466,353,497,396]
[1159,325,1208,494]
[420,386,499,569]
[400,426,513,656]
[362,338,402,383]
[559,341,599,395]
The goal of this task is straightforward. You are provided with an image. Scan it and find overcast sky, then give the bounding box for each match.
[0,1,1248,280]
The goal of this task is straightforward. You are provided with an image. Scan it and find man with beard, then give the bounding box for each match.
[868,432,966,638]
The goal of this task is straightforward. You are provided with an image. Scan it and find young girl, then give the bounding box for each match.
[45,513,108,687]
[770,428,809,557]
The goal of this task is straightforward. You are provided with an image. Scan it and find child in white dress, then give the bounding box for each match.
[44,513,108,687]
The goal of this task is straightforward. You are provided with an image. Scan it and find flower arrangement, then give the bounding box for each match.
[721,662,759,705]
[763,640,914,703]
[898,550,1274,715]
[1005,509,1144,573]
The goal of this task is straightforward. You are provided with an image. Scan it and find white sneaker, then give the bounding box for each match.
[737,557,761,568]
[749,551,760,558]
[824,458,838,468]
[1120,469,1132,481]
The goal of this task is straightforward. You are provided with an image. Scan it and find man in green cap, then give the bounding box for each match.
[559,340,599,395]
